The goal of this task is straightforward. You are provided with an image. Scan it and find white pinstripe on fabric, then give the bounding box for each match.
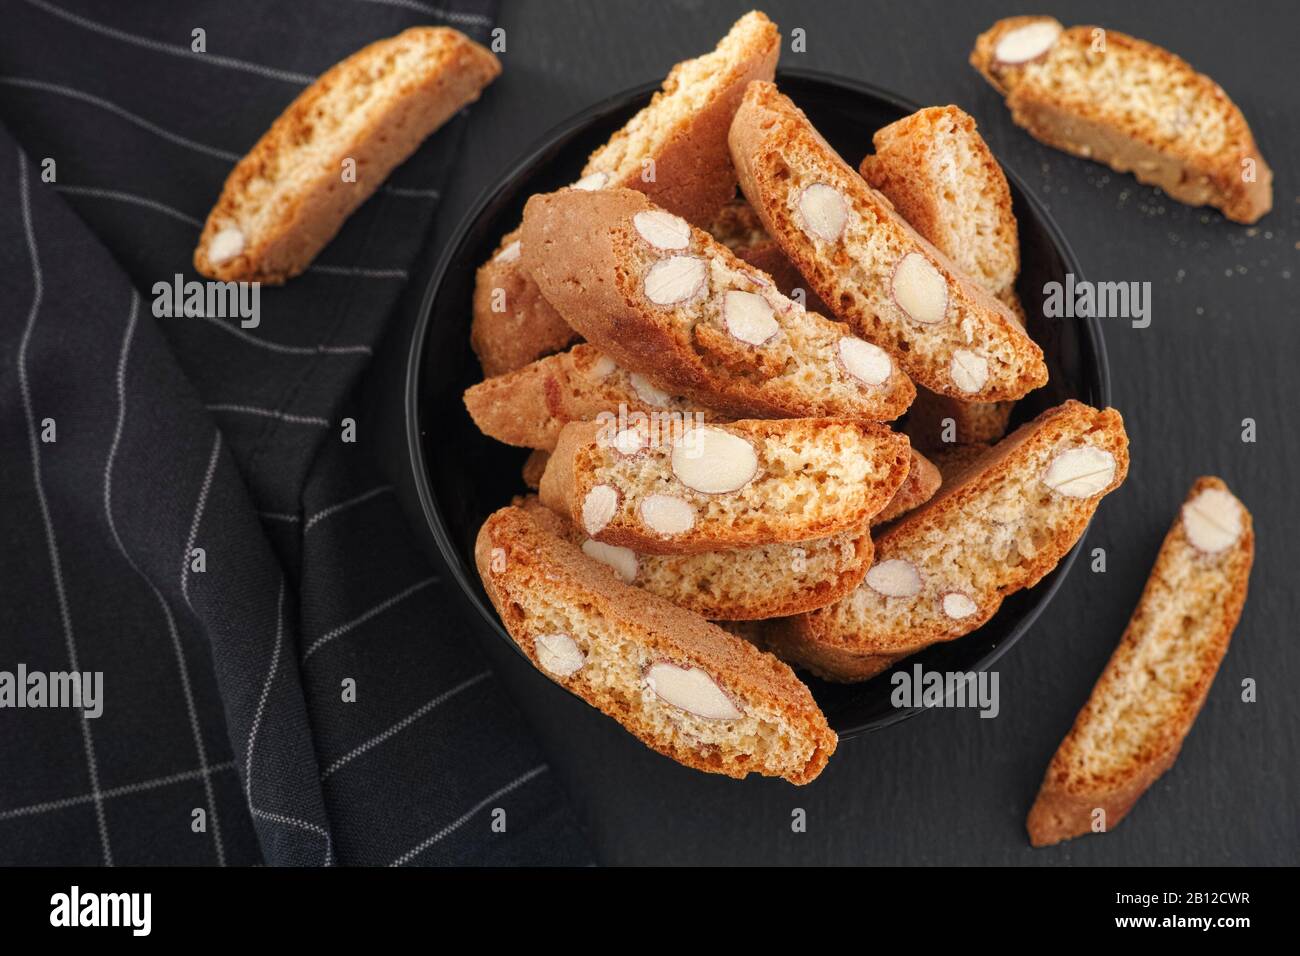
[249,808,333,866]
[22,0,315,85]
[348,0,493,28]
[0,76,242,161]
[308,264,410,280]
[303,485,393,532]
[181,431,222,607]
[320,671,491,780]
[388,765,550,866]
[54,184,203,226]
[382,185,441,198]
[204,404,330,427]
[245,579,334,866]
[16,151,113,866]
[104,290,226,866]
[0,763,238,822]
[302,576,438,660]
[245,579,284,804]
[197,313,372,356]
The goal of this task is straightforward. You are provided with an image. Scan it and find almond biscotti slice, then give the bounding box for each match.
[475,505,837,783]
[971,17,1272,224]
[195,28,500,283]
[862,105,1023,444]
[470,12,780,375]
[517,496,872,621]
[772,401,1128,678]
[1027,477,1253,846]
[861,106,1020,302]
[464,344,726,452]
[730,82,1045,403]
[521,188,915,421]
[539,418,911,555]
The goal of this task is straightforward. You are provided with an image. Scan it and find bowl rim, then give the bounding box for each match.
[404,67,1108,739]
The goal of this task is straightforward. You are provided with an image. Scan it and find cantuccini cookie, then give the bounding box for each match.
[520,187,915,421]
[470,11,781,375]
[475,505,837,783]
[971,16,1272,223]
[862,105,1024,445]
[1027,477,1253,846]
[195,28,500,283]
[769,401,1128,679]
[538,418,911,555]
[729,81,1046,403]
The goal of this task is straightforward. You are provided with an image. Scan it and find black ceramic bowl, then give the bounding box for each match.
[406,69,1108,739]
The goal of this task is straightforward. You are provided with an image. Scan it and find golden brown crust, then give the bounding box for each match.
[777,401,1128,678]
[470,12,780,375]
[971,17,1272,224]
[475,505,836,783]
[539,418,912,555]
[195,28,500,283]
[1027,476,1254,846]
[520,187,916,421]
[728,82,1046,401]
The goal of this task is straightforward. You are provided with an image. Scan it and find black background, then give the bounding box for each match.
[364,0,1299,864]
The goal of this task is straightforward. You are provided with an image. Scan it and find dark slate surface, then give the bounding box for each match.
[362,0,1299,865]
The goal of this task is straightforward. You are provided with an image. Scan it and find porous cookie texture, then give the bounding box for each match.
[861,105,1020,301]
[970,16,1272,223]
[195,28,500,283]
[464,344,723,452]
[1027,476,1253,846]
[538,417,911,555]
[728,82,1046,402]
[771,401,1128,678]
[517,496,872,621]
[521,187,916,421]
[470,11,780,374]
[475,505,837,783]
